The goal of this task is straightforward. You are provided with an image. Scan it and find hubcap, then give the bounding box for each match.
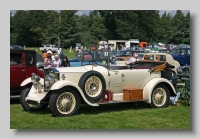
[90,83,97,91]
[152,87,166,107]
[56,92,75,114]
[85,76,102,97]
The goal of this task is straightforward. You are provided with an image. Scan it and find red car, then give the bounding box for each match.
[10,50,44,98]
[90,45,98,51]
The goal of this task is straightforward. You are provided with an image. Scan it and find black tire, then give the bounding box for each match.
[49,87,81,117]
[150,83,170,108]
[78,71,106,103]
[20,87,48,111]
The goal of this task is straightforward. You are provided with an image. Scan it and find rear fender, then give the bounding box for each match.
[143,78,176,103]
[50,80,98,106]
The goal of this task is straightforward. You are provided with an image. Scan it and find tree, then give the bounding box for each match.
[43,10,78,48]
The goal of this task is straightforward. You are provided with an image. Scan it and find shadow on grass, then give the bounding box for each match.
[77,101,152,115]
[11,98,152,117]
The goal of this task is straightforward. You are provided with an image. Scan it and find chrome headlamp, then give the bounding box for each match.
[45,75,55,86]
[31,73,41,84]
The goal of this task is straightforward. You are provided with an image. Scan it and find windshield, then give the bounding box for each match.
[78,50,111,67]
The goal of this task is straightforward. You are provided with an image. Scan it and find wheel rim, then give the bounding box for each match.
[56,92,76,114]
[85,76,102,97]
[152,87,167,107]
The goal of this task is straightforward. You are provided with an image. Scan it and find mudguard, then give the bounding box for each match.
[143,78,176,103]
[21,77,31,87]
[50,80,99,106]
[21,77,44,87]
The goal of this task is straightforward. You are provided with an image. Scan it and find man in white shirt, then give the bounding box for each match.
[53,54,61,68]
[129,52,139,64]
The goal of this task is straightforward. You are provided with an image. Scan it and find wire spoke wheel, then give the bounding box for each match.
[85,76,102,97]
[56,92,76,114]
[152,87,167,107]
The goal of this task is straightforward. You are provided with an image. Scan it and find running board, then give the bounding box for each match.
[97,99,147,105]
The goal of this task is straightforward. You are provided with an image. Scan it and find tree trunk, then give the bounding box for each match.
[57,13,62,48]
[58,32,61,48]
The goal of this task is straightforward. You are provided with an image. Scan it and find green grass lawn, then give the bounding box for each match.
[10,98,190,129]
[28,47,76,59]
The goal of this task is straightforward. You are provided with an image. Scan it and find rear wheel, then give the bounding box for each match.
[150,83,170,108]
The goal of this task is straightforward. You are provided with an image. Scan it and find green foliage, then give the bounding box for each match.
[10,10,190,47]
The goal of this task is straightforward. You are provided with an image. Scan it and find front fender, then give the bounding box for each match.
[50,80,99,106]
[143,78,176,104]
[20,77,44,87]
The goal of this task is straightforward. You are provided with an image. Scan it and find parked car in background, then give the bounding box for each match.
[20,50,177,117]
[170,47,190,66]
[10,50,44,98]
[40,44,58,53]
[137,52,180,73]
[10,45,24,50]
[110,50,145,61]
[10,45,14,49]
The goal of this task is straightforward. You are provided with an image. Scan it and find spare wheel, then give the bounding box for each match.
[78,71,106,103]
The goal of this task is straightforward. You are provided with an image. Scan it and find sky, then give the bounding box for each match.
[10,10,190,16]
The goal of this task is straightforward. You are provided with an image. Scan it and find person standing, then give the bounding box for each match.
[44,50,55,87]
[52,54,61,68]
[69,46,73,53]
[43,50,47,58]
[61,56,71,67]
[75,46,79,53]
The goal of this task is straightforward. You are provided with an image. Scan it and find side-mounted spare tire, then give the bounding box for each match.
[78,71,106,103]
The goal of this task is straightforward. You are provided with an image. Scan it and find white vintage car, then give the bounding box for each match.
[138,52,180,73]
[115,52,180,74]
[20,51,177,117]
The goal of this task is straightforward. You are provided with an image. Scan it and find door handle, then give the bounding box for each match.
[22,70,26,73]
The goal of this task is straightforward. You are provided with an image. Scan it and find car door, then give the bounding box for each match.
[109,70,123,87]
[10,52,26,90]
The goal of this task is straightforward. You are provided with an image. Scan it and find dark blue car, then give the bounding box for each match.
[170,47,190,66]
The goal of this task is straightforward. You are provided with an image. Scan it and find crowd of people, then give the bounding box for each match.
[43,47,71,72]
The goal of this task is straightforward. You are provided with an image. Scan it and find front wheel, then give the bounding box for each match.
[20,87,48,111]
[150,83,170,108]
[49,87,81,117]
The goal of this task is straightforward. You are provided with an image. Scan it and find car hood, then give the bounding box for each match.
[52,66,88,73]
